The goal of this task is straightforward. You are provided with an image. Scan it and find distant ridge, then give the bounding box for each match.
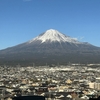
[0,29,100,66]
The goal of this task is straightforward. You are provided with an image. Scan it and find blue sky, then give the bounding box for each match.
[0,0,100,50]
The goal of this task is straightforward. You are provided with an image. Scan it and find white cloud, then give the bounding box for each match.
[73,36,84,41]
[72,38,78,40]
[79,36,84,40]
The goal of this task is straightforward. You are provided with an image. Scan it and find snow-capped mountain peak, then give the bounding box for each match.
[29,29,81,44]
[0,29,99,66]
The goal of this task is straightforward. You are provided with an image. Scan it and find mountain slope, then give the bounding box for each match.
[0,29,100,66]
[29,29,82,43]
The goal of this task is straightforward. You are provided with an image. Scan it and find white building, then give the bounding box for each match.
[94,82,100,90]
[89,82,100,90]
[88,82,94,89]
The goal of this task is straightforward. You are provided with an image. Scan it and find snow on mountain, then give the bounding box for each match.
[0,29,100,66]
[29,29,83,44]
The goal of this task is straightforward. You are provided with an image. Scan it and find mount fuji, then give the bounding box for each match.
[0,29,100,66]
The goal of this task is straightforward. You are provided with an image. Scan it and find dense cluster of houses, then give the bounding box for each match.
[0,65,100,100]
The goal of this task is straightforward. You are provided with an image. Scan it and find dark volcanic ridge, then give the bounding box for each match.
[0,29,100,66]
